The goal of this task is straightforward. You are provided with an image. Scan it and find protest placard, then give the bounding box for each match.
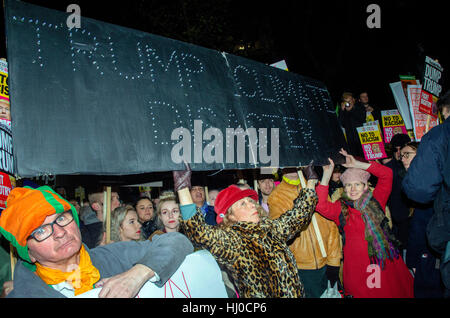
[390,81,414,130]
[407,84,439,141]
[0,59,8,101]
[418,56,443,118]
[381,110,408,144]
[270,60,289,71]
[0,118,13,175]
[363,120,384,142]
[0,172,12,210]
[4,0,346,177]
[363,119,381,129]
[75,250,228,298]
[357,125,387,161]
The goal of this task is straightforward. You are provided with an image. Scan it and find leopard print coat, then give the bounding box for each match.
[180,188,318,298]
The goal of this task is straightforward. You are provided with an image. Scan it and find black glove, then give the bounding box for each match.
[172,161,192,192]
[301,161,319,180]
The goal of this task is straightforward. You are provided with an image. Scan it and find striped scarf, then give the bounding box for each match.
[341,191,400,269]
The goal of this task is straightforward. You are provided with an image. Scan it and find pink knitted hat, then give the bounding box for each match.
[340,168,370,185]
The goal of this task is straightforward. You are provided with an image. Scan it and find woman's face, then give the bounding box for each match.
[159,200,180,232]
[331,172,342,183]
[400,145,417,171]
[208,190,219,206]
[119,210,142,241]
[135,198,154,222]
[229,197,260,224]
[344,181,368,201]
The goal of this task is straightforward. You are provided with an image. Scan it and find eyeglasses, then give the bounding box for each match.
[400,152,415,159]
[28,211,74,242]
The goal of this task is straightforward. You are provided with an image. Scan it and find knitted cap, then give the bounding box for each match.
[390,133,411,148]
[340,168,370,185]
[215,185,258,224]
[0,186,79,269]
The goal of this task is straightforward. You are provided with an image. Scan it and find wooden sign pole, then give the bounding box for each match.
[425,114,431,133]
[105,186,112,244]
[204,186,209,204]
[9,243,16,280]
[297,169,327,258]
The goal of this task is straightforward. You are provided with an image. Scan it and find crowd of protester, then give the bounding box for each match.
[0,89,448,298]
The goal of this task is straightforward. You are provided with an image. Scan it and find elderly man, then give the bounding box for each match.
[189,174,216,225]
[0,186,193,298]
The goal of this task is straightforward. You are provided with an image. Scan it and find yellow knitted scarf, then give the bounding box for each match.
[35,245,100,296]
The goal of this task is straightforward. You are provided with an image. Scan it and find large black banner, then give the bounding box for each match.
[4,0,345,177]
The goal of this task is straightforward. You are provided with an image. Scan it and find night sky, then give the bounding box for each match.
[1,0,448,108]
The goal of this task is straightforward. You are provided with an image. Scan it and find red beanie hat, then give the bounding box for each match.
[215,185,258,224]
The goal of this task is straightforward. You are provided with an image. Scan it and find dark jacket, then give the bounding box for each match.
[79,219,103,249]
[386,159,411,249]
[141,217,159,240]
[406,202,444,298]
[407,203,436,268]
[402,117,449,206]
[338,103,366,157]
[402,117,450,254]
[402,117,450,293]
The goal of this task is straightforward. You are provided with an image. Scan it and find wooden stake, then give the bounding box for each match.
[425,114,431,133]
[102,191,107,224]
[105,186,111,244]
[9,243,16,280]
[297,169,327,258]
[204,186,209,204]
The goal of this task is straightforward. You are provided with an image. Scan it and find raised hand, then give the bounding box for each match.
[301,161,319,181]
[339,148,357,168]
[339,148,370,170]
[172,161,192,192]
[321,158,335,186]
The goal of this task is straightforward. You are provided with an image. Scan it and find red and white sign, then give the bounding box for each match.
[0,171,12,210]
[418,56,443,117]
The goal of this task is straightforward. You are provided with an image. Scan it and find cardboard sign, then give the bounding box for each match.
[363,120,383,142]
[270,60,289,71]
[0,60,9,101]
[4,0,346,177]
[407,84,439,141]
[381,110,408,143]
[0,119,14,175]
[357,125,387,161]
[399,75,418,100]
[75,250,228,298]
[389,81,413,130]
[418,57,443,117]
[0,172,12,210]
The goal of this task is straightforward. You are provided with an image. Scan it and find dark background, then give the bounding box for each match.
[1,0,448,108]
[0,0,448,195]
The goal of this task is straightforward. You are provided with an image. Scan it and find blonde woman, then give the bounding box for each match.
[148,192,182,241]
[110,205,143,242]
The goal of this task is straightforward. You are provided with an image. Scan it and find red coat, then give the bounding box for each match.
[315,162,414,298]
